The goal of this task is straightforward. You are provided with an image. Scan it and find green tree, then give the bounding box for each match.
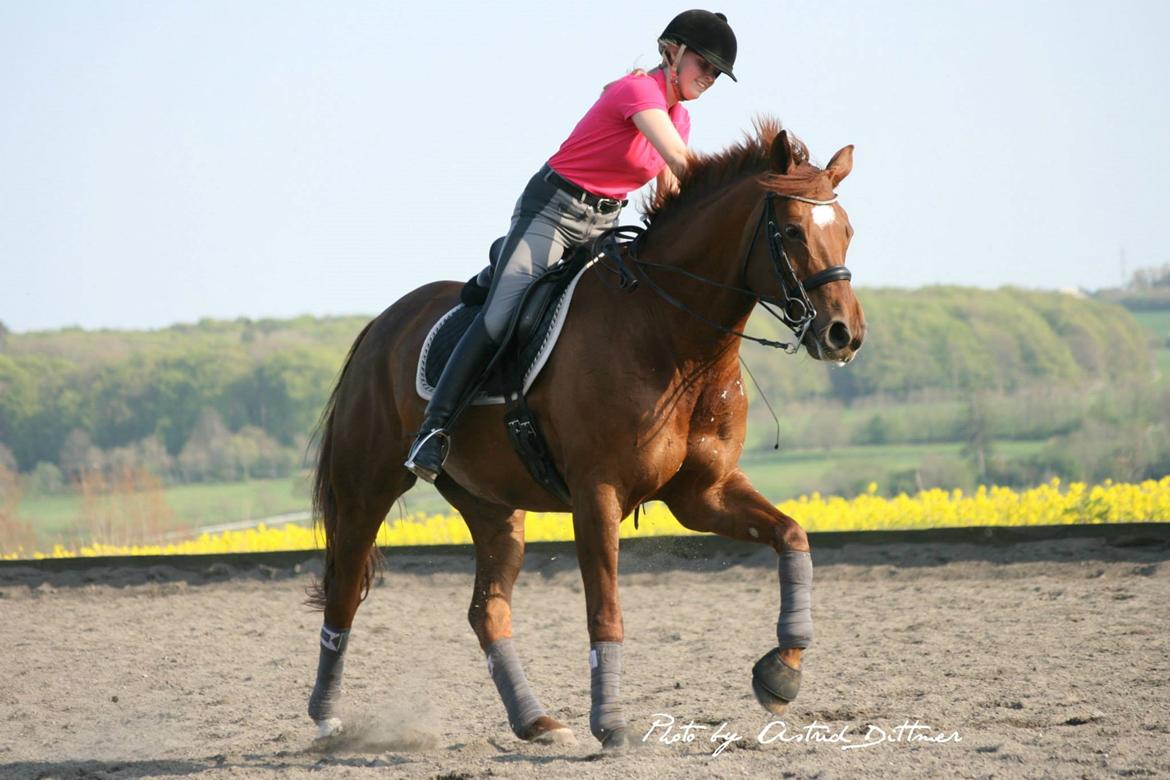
[0,443,16,472]
[178,408,232,482]
[960,393,992,482]
[27,462,65,495]
[59,429,103,481]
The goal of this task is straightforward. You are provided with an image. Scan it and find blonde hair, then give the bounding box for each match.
[657,38,682,67]
[601,40,681,93]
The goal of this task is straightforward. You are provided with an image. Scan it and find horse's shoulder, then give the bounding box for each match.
[680,364,748,447]
[692,361,746,405]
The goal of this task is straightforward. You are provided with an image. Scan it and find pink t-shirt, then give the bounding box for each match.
[547,69,690,200]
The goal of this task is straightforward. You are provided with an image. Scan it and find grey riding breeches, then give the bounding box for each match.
[481,166,622,342]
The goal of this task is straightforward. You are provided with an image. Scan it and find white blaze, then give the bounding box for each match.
[811,205,836,227]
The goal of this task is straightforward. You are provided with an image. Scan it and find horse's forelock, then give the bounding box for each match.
[759,166,835,200]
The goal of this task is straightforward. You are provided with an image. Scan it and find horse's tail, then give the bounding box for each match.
[305,318,379,611]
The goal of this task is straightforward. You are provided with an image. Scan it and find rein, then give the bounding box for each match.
[594,191,852,353]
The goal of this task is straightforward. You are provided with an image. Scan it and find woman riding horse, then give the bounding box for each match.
[309,9,864,752]
[404,9,739,483]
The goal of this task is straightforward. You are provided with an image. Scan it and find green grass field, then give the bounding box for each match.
[739,440,1045,498]
[1130,309,1170,341]
[12,439,1048,546]
[1156,348,1170,378]
[14,477,310,539]
[1130,309,1170,381]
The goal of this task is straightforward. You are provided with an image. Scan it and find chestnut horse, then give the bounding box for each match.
[306,121,865,749]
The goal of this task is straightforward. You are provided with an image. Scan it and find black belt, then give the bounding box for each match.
[541,165,627,215]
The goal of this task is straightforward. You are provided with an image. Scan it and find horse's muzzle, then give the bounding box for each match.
[807,318,864,363]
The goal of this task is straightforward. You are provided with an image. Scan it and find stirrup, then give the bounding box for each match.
[404,428,450,483]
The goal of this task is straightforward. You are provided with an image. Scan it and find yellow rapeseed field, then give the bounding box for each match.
[4,477,1168,560]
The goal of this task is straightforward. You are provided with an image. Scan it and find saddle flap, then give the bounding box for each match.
[419,254,594,406]
[515,271,563,345]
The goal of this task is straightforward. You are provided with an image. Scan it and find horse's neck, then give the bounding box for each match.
[632,181,760,368]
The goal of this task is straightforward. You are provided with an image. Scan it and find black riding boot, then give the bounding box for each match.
[405,314,498,482]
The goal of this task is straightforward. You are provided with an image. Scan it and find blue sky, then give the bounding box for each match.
[2,1,1168,332]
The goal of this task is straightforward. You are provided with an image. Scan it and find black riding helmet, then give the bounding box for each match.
[660,9,738,82]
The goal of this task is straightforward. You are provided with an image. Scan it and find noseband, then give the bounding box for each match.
[594,190,853,353]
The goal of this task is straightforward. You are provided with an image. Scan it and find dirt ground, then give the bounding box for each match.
[1,534,1168,779]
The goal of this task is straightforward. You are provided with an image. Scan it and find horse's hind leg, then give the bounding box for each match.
[569,486,633,751]
[661,469,812,715]
[434,475,575,745]
[308,468,412,738]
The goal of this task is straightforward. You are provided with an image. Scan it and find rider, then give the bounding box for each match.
[405,10,738,482]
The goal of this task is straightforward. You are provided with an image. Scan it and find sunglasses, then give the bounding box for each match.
[692,52,721,79]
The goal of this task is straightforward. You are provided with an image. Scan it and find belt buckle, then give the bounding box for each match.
[598,198,621,214]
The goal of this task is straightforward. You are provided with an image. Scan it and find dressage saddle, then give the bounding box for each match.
[459,236,583,347]
[423,238,595,505]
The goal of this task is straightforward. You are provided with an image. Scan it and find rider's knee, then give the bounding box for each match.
[482,309,508,343]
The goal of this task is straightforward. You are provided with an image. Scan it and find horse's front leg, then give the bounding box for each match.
[571,485,631,751]
[662,469,813,714]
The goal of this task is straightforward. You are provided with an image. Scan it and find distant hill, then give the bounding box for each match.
[740,286,1150,401]
[0,288,1152,472]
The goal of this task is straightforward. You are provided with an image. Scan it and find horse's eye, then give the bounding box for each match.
[783,224,803,241]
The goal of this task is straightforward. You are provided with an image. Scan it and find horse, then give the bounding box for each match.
[305,119,866,750]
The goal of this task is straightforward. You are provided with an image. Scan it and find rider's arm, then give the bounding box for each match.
[632,108,690,179]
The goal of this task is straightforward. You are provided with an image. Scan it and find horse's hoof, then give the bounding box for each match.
[314,717,343,740]
[522,715,576,745]
[600,727,633,752]
[752,676,790,715]
[752,648,801,714]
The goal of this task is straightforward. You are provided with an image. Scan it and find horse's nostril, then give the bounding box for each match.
[827,320,851,350]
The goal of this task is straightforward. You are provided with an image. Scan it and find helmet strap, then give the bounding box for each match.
[668,43,688,103]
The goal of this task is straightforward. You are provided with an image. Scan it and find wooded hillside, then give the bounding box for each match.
[0,288,1152,476]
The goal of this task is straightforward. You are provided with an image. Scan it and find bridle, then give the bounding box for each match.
[594,190,853,353]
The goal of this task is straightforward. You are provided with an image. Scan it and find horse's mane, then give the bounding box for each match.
[644,116,832,227]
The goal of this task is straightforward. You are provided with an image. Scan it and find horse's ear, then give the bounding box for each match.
[826,145,854,187]
[770,131,793,174]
